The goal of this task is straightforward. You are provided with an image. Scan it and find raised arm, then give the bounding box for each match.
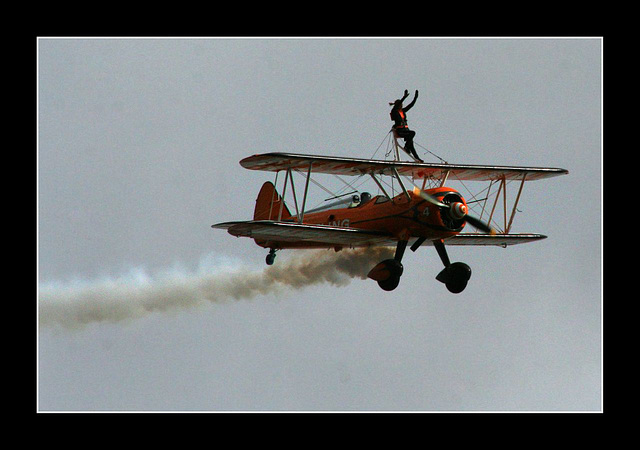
[403,90,419,112]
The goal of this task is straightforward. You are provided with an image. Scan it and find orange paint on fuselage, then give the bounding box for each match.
[255,186,466,250]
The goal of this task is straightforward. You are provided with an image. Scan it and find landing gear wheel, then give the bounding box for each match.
[374,259,404,291]
[378,274,401,291]
[436,262,471,294]
[265,249,277,265]
[368,240,407,292]
[445,279,468,294]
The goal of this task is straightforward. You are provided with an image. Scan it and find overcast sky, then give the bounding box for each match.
[37,37,601,411]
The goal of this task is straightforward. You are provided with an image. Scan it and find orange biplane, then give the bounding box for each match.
[213,144,567,293]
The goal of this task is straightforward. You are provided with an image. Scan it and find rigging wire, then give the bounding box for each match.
[370,131,394,160]
[414,140,449,164]
[280,129,459,214]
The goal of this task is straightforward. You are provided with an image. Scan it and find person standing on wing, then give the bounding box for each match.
[390,89,423,162]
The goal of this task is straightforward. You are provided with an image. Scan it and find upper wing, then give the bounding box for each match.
[239,152,568,181]
[212,220,395,246]
[213,220,545,247]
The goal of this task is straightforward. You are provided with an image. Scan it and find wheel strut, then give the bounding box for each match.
[433,239,471,294]
[433,239,450,267]
[395,239,408,262]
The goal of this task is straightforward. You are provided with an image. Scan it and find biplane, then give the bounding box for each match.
[213,138,568,293]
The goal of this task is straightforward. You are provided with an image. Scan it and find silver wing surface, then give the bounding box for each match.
[212,220,546,247]
[212,220,395,246]
[239,152,568,181]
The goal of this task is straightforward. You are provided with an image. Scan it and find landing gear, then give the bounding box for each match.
[265,248,277,265]
[367,240,407,291]
[433,239,471,293]
[368,238,471,293]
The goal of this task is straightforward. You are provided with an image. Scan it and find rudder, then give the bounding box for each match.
[254,181,292,221]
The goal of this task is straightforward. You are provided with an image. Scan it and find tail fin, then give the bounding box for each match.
[254,181,292,221]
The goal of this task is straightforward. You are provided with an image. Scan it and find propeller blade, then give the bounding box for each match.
[464,214,496,234]
[412,187,447,207]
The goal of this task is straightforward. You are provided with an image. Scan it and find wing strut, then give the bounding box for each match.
[278,169,290,221]
[299,162,313,223]
[484,173,528,234]
[287,168,301,221]
[506,173,527,234]
[391,166,411,202]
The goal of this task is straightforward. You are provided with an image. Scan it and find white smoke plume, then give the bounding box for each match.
[39,247,394,330]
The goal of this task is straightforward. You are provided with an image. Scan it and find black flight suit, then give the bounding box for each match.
[390,90,422,162]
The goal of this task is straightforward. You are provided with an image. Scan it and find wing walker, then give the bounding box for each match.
[213,113,568,293]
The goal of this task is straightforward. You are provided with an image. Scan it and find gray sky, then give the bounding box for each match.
[37,37,601,411]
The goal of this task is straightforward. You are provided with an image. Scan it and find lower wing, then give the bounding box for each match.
[212,220,394,246]
[445,233,546,246]
[212,220,545,248]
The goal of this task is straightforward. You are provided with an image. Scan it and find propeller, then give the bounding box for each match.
[412,187,496,235]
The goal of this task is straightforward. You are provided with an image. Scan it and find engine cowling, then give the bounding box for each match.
[438,193,467,230]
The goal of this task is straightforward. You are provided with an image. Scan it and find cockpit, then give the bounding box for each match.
[348,192,372,208]
[305,191,382,215]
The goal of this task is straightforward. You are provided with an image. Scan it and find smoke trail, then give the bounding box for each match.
[39,247,394,330]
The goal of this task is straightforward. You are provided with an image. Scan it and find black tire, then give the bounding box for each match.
[446,279,467,294]
[444,262,471,293]
[375,259,403,291]
[378,275,401,291]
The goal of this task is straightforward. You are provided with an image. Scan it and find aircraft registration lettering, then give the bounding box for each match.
[329,219,350,227]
